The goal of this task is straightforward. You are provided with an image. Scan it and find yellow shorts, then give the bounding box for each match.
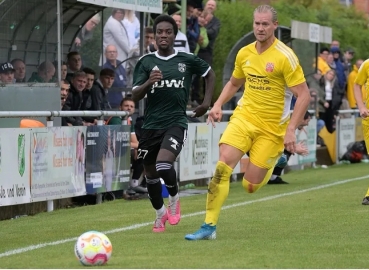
[219,113,284,169]
[363,123,369,154]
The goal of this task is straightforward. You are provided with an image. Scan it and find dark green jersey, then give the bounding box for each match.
[133,50,210,129]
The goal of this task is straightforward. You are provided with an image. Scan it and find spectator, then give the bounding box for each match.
[62,71,89,126]
[0,62,15,84]
[71,13,101,52]
[342,47,355,76]
[347,59,364,109]
[330,47,346,89]
[204,0,216,14]
[330,40,340,49]
[144,27,155,54]
[122,9,140,49]
[52,61,68,81]
[317,47,330,75]
[81,67,97,125]
[194,9,209,55]
[172,14,190,53]
[102,45,127,88]
[28,60,55,83]
[103,8,130,64]
[10,59,26,83]
[327,53,336,70]
[60,79,70,108]
[91,68,115,111]
[66,52,82,82]
[186,1,200,53]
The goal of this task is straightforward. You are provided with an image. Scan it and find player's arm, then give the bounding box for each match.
[130,133,138,149]
[288,82,310,131]
[131,60,162,102]
[354,62,369,118]
[214,76,245,108]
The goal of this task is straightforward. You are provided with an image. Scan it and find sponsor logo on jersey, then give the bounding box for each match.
[245,60,250,66]
[265,62,274,72]
[178,63,186,72]
[151,77,185,93]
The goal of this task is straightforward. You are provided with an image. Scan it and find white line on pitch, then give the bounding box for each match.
[0,174,368,258]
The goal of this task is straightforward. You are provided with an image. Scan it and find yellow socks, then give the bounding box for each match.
[242,167,274,193]
[205,161,233,225]
[365,186,369,197]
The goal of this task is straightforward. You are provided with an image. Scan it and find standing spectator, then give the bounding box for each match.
[347,59,364,109]
[327,53,336,70]
[10,59,26,83]
[66,52,82,82]
[103,9,130,65]
[71,13,101,52]
[91,68,115,111]
[186,1,200,53]
[62,71,89,126]
[342,47,355,76]
[172,14,190,53]
[317,47,330,75]
[122,10,140,50]
[102,45,127,88]
[0,62,15,84]
[330,40,340,49]
[144,27,155,54]
[194,10,209,55]
[28,61,55,83]
[204,0,216,13]
[330,47,346,89]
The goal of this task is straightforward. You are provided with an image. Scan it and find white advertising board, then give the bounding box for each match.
[338,117,356,159]
[179,123,212,181]
[30,127,86,202]
[0,129,31,206]
[77,0,162,14]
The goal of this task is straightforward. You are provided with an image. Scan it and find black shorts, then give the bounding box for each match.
[137,126,188,165]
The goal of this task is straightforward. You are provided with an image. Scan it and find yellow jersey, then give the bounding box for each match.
[354,59,369,124]
[232,38,306,136]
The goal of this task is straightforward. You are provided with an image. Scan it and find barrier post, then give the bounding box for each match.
[95,114,105,204]
[335,115,341,164]
[46,116,54,212]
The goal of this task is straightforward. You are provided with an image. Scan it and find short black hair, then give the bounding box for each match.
[83,67,96,76]
[153,14,178,36]
[120,96,134,107]
[320,47,329,54]
[100,68,115,78]
[145,27,154,34]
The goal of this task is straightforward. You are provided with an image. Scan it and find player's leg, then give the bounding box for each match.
[156,126,187,225]
[185,116,251,240]
[242,133,284,193]
[138,129,166,232]
[268,150,292,184]
[361,124,369,205]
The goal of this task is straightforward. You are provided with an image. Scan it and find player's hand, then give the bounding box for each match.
[359,106,369,119]
[148,69,162,85]
[284,129,296,154]
[191,104,209,118]
[207,105,222,128]
[296,141,309,156]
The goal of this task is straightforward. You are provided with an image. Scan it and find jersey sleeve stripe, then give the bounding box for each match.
[202,66,211,77]
[132,86,139,90]
[275,42,298,71]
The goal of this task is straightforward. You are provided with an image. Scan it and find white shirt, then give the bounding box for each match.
[174,31,190,53]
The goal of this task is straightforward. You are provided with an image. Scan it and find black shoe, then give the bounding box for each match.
[362,196,369,205]
[267,176,289,184]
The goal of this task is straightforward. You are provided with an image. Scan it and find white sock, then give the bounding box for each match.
[130,179,139,187]
[269,174,278,181]
[156,205,166,218]
[169,193,179,205]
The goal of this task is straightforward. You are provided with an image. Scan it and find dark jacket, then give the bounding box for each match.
[198,16,221,64]
[80,89,96,123]
[90,81,110,111]
[62,84,84,126]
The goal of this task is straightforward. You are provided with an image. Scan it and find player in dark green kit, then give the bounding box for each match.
[132,14,215,233]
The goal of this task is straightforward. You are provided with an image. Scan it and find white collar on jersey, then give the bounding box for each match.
[155,49,178,60]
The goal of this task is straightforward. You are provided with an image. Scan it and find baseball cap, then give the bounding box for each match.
[345,47,355,53]
[0,63,15,74]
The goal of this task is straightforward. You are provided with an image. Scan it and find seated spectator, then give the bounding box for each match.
[60,79,70,108]
[103,45,127,88]
[90,68,115,111]
[53,61,68,81]
[10,59,26,83]
[62,71,90,126]
[0,62,15,84]
[28,60,55,83]
[107,97,147,194]
[66,51,82,82]
[81,67,97,125]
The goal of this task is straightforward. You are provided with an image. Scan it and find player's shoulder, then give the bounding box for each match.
[359,59,369,71]
[273,40,299,69]
[177,50,196,59]
[138,52,156,63]
[236,42,255,58]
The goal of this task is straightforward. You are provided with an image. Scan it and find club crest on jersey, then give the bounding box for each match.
[265,62,274,72]
[178,63,186,73]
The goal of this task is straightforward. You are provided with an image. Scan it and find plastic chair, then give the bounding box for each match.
[20,119,45,128]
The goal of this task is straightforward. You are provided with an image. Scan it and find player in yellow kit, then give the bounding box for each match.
[185,4,311,240]
[353,59,369,205]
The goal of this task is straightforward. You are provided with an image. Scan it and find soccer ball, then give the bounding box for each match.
[74,231,112,266]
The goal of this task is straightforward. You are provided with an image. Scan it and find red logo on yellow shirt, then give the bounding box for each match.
[265,62,274,72]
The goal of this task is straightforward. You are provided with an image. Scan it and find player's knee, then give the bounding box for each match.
[242,178,262,193]
[156,161,176,186]
[146,177,160,185]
